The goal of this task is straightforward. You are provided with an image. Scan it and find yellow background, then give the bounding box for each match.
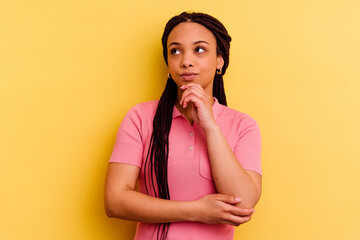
[1,0,359,239]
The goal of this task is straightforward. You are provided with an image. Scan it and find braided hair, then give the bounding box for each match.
[143,12,232,240]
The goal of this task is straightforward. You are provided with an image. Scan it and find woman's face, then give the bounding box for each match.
[167,22,224,96]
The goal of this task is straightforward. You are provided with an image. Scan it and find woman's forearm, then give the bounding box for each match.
[204,125,261,208]
[105,188,254,226]
[106,188,195,223]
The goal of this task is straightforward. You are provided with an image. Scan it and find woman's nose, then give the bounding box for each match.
[180,52,194,68]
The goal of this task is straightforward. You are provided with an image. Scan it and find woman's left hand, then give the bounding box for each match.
[179,83,217,132]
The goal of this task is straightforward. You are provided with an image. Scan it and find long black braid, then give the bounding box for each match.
[144,12,232,240]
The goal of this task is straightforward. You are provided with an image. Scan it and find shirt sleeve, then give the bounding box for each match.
[108,105,144,168]
[233,113,262,176]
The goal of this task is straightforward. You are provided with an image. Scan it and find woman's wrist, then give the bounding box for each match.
[186,199,201,222]
[203,122,221,137]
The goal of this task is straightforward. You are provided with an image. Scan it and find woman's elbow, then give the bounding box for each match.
[105,203,115,218]
[104,194,124,218]
[104,198,116,218]
[238,190,261,209]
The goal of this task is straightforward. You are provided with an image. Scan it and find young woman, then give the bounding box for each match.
[105,12,262,240]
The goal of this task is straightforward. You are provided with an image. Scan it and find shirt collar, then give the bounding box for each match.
[172,97,222,120]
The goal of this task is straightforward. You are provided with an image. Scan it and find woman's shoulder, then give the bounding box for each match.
[218,104,259,129]
[125,100,159,120]
[132,100,159,111]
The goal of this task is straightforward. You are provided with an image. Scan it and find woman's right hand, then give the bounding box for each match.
[192,194,255,226]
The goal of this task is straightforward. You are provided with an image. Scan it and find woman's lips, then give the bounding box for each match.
[180,73,198,81]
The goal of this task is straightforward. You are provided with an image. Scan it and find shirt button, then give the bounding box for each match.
[188,146,194,151]
[189,132,194,136]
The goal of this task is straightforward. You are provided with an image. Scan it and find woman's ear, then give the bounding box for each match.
[216,55,224,70]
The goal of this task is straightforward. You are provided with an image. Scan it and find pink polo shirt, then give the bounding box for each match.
[109,98,262,240]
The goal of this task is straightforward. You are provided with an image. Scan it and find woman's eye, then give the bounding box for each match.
[170,49,180,55]
[195,47,205,53]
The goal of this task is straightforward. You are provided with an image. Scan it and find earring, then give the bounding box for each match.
[168,73,172,79]
[216,68,222,75]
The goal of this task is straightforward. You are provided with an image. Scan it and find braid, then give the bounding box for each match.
[145,11,231,240]
[144,78,177,199]
[213,74,227,105]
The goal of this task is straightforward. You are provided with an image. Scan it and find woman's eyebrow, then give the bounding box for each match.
[168,42,180,47]
[194,40,209,45]
[168,40,210,48]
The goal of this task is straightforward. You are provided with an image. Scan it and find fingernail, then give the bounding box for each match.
[235,197,242,202]
[180,85,185,89]
[253,209,255,213]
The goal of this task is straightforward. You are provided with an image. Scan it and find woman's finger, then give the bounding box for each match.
[180,91,206,108]
[215,194,241,204]
[226,204,255,217]
[180,84,207,106]
[181,94,202,109]
[223,214,253,226]
[180,83,204,91]
[215,194,255,216]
